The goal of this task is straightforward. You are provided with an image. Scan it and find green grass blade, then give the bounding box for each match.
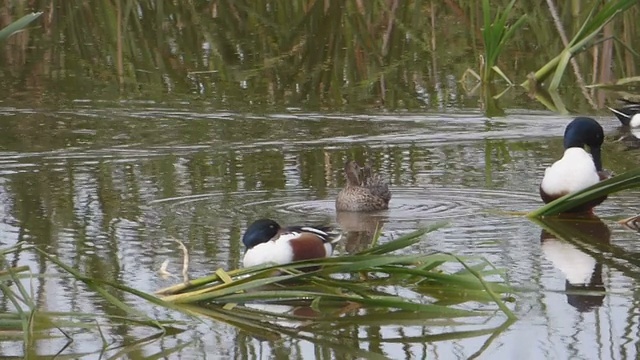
[0,12,43,41]
[36,249,170,329]
[357,222,446,255]
[549,50,572,91]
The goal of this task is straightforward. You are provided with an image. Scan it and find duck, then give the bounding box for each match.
[539,117,609,213]
[607,99,640,127]
[335,160,391,212]
[242,218,342,268]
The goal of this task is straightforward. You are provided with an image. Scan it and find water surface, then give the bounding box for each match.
[1,104,639,359]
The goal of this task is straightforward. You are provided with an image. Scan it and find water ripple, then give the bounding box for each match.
[269,186,539,221]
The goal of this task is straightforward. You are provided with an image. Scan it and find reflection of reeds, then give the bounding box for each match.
[0,242,188,358]
[0,1,635,110]
[1,226,515,357]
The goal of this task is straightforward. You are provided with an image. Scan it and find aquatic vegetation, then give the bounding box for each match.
[154,224,515,354]
[0,12,42,42]
[0,243,187,358]
[0,1,638,113]
[1,225,515,357]
[521,0,637,91]
[157,225,515,320]
[479,0,526,84]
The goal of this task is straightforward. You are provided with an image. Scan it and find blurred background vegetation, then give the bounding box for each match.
[0,0,638,113]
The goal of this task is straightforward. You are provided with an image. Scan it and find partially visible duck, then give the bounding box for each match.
[242,219,342,268]
[335,160,391,212]
[540,117,609,213]
[607,99,640,127]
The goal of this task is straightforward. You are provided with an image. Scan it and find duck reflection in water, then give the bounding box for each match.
[538,215,610,312]
[336,211,388,254]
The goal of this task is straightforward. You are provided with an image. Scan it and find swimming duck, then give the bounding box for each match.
[335,160,391,212]
[607,99,640,127]
[539,117,608,213]
[242,219,342,268]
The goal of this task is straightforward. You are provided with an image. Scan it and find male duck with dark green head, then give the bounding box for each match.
[539,117,609,213]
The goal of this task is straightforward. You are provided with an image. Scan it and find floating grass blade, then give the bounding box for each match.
[356,223,446,255]
[157,227,514,325]
[528,168,640,217]
[35,248,193,329]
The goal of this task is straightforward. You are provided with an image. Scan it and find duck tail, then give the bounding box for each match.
[326,230,343,244]
[607,106,632,126]
[620,98,640,106]
[607,106,630,119]
[300,225,342,244]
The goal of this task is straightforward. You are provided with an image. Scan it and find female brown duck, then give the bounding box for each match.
[335,160,391,212]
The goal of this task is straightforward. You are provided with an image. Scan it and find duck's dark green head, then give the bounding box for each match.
[242,219,280,249]
[563,117,604,171]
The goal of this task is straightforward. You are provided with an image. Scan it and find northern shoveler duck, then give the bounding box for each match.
[335,160,391,212]
[540,117,609,213]
[242,219,342,268]
[607,99,640,127]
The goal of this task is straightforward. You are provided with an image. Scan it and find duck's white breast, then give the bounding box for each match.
[630,113,640,128]
[540,148,600,196]
[242,234,296,268]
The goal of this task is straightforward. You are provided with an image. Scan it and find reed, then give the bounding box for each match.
[480,0,526,84]
[521,0,637,91]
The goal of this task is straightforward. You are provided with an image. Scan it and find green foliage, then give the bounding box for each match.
[522,0,637,91]
[157,224,516,321]
[480,0,527,84]
[0,243,187,358]
[0,12,42,42]
[1,225,515,357]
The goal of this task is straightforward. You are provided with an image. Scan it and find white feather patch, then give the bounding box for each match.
[541,148,600,196]
[542,239,597,285]
[242,235,296,267]
[299,227,328,237]
[607,106,630,120]
[242,230,340,267]
[630,114,640,128]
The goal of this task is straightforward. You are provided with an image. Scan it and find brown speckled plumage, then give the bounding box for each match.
[335,160,391,212]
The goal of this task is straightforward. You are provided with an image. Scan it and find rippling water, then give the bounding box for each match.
[1,104,640,359]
